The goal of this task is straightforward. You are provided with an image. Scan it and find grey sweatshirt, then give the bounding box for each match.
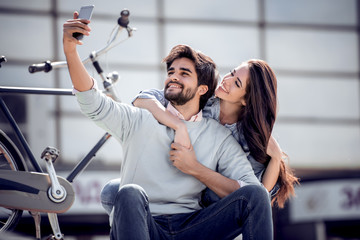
[76,88,260,216]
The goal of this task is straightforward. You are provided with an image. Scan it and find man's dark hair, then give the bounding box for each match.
[162,44,218,110]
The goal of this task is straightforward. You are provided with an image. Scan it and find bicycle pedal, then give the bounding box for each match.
[43,234,64,240]
[41,146,60,162]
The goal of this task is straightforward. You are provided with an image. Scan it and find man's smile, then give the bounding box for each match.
[166,82,183,90]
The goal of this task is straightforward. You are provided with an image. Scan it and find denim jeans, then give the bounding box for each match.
[101,179,273,240]
[101,178,121,215]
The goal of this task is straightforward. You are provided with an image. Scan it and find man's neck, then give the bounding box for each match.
[171,101,200,121]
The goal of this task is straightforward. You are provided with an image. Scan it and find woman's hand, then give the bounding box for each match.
[63,12,91,54]
[174,123,191,149]
[266,135,282,162]
[169,142,199,175]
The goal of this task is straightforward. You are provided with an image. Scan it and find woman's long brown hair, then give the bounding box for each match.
[238,59,299,208]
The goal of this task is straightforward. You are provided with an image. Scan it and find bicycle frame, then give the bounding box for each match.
[0,85,113,219]
[0,86,111,182]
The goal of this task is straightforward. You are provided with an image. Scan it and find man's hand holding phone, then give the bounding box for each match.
[63,5,94,53]
[73,5,94,40]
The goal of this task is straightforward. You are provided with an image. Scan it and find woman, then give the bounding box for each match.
[212,59,299,207]
[101,59,298,212]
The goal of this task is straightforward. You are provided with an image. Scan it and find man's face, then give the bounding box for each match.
[164,57,199,106]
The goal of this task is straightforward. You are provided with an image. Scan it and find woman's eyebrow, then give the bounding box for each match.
[233,70,243,87]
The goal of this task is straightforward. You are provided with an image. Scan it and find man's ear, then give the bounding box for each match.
[198,85,208,96]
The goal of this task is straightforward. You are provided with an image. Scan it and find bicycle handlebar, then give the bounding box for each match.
[118,9,130,27]
[28,9,134,74]
[0,56,7,68]
[28,60,52,73]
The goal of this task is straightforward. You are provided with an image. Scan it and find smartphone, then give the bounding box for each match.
[73,5,94,40]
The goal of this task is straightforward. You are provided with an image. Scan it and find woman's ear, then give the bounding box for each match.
[198,85,208,96]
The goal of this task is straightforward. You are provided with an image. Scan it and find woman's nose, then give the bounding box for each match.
[222,77,230,85]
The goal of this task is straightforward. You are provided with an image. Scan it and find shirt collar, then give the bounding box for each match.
[166,103,203,122]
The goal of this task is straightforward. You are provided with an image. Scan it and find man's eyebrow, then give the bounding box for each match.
[180,67,192,73]
[167,67,193,73]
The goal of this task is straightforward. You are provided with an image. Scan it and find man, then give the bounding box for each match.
[63,12,273,240]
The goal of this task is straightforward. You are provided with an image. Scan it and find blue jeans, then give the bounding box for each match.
[100,179,221,215]
[101,179,273,240]
[101,178,121,215]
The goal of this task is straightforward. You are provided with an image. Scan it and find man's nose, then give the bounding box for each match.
[171,74,179,81]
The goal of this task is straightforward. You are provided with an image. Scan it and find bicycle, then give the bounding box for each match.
[0,9,135,240]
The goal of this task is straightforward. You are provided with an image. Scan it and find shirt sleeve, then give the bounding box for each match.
[72,78,98,94]
[131,88,168,107]
[75,88,149,144]
[216,134,261,187]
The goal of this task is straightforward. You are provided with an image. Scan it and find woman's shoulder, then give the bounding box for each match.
[205,95,218,106]
[202,96,220,120]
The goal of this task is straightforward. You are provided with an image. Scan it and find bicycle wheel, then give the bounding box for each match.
[0,130,26,233]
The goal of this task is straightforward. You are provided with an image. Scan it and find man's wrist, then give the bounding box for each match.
[63,40,78,55]
[64,47,77,57]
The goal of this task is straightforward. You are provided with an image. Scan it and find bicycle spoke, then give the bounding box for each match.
[0,134,24,232]
[0,207,15,226]
[0,154,12,170]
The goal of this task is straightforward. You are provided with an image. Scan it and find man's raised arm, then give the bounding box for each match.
[63,11,93,91]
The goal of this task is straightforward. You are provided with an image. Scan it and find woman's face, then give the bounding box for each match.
[215,62,249,106]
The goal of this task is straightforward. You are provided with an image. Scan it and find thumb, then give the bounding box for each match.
[73,11,79,19]
[171,142,182,150]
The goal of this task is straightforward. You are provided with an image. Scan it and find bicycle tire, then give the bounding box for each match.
[0,130,27,233]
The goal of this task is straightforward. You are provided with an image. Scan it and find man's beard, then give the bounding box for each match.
[164,82,198,106]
